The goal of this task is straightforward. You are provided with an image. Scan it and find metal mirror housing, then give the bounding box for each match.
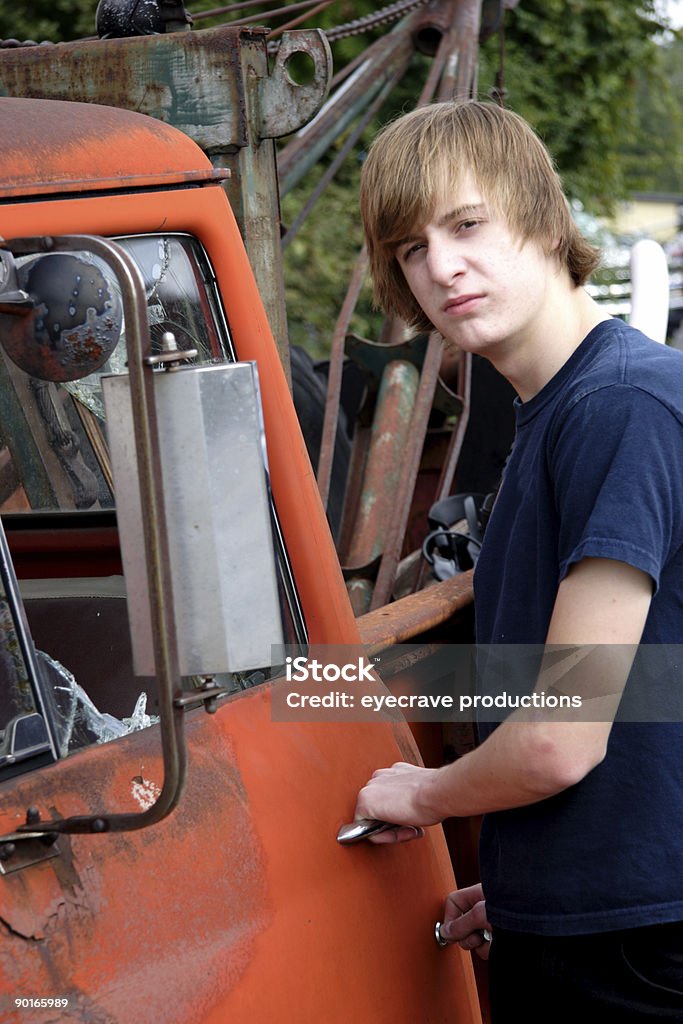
[0,245,122,382]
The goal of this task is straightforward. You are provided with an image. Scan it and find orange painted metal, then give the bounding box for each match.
[0,98,228,200]
[0,694,481,1022]
[0,101,481,1022]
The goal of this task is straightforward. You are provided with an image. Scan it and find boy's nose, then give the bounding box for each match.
[426,241,466,285]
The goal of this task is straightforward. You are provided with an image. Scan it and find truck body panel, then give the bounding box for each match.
[0,689,480,1023]
[0,98,225,200]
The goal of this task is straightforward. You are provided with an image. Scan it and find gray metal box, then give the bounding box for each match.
[102,361,284,677]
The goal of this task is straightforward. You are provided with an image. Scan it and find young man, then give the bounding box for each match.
[353,101,683,1021]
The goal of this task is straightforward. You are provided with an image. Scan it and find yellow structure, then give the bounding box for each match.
[607,192,683,243]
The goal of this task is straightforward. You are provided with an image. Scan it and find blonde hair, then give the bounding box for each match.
[360,101,600,333]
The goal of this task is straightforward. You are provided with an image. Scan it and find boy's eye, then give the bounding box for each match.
[400,241,425,261]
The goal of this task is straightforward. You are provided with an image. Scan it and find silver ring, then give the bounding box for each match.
[481,928,492,943]
[434,921,449,948]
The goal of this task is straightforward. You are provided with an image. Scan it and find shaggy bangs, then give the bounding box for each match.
[360,109,464,331]
[360,101,600,332]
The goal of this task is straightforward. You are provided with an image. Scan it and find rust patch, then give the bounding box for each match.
[0,716,269,1023]
[357,571,475,654]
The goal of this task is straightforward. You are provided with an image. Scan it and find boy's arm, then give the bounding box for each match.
[353,558,653,834]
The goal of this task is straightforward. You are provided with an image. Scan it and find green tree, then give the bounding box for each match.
[0,0,97,42]
[0,0,271,42]
[619,32,683,195]
[4,1,681,352]
[477,0,674,210]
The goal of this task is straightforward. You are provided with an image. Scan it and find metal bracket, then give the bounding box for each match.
[174,684,230,715]
[260,30,332,140]
[0,809,60,875]
[0,250,32,314]
[0,834,61,876]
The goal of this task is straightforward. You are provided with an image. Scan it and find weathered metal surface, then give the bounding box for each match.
[211,27,330,376]
[337,411,371,561]
[278,21,416,195]
[357,570,475,654]
[0,97,224,201]
[0,26,329,155]
[337,332,465,606]
[0,28,247,152]
[412,0,460,54]
[370,333,443,610]
[414,350,472,591]
[225,32,294,378]
[0,251,122,383]
[0,26,332,375]
[0,689,481,1023]
[316,250,368,510]
[342,359,420,576]
[438,0,482,100]
[433,350,473,502]
[346,576,375,617]
[260,30,332,139]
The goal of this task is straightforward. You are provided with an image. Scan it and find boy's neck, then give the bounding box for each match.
[494,285,609,403]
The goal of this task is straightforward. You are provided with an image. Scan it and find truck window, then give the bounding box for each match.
[0,583,37,727]
[63,234,229,424]
[0,234,306,769]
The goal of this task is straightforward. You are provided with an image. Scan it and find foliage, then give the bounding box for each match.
[0,0,272,42]
[3,1,683,355]
[477,0,673,211]
[620,34,683,196]
[282,169,377,353]
[0,1,97,42]
[0,0,401,52]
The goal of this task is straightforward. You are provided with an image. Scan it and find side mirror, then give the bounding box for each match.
[0,247,122,382]
[0,713,54,774]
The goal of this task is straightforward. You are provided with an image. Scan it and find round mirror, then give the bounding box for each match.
[0,252,123,383]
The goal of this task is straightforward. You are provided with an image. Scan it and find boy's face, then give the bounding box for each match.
[395,171,559,364]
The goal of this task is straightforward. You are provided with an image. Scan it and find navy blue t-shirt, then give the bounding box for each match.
[474,319,683,935]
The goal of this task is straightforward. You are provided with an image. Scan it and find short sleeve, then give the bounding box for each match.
[549,384,683,589]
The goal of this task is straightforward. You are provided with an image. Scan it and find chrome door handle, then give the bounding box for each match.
[336,818,396,844]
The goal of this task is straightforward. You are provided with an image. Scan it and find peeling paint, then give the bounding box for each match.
[130,775,161,812]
